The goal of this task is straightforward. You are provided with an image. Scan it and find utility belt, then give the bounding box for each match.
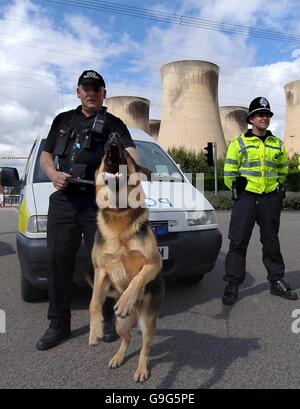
[244,189,278,197]
[242,188,285,210]
[64,183,95,194]
[246,184,286,198]
[232,177,286,201]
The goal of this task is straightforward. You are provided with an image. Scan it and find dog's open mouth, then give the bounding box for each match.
[104,143,127,180]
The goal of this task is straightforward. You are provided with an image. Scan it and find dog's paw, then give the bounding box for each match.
[89,335,101,346]
[89,326,103,346]
[133,365,150,383]
[109,353,124,369]
[114,290,137,318]
[89,339,100,347]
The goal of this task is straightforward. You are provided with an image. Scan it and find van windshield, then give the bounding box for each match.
[33,139,183,183]
[134,141,183,182]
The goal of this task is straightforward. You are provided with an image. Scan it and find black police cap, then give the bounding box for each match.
[246,97,274,124]
[78,70,106,88]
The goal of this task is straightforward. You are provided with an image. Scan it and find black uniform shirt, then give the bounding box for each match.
[43,105,135,182]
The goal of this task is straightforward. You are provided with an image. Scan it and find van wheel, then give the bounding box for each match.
[21,274,48,302]
[176,275,205,285]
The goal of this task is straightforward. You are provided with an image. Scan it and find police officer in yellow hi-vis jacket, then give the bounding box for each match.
[223,97,298,305]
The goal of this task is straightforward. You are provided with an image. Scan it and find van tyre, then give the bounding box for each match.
[176,275,205,285]
[21,274,48,302]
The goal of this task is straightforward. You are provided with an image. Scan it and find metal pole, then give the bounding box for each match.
[214,142,218,196]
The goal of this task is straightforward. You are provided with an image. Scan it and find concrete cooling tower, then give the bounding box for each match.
[149,119,161,141]
[158,60,227,157]
[105,96,150,133]
[220,106,248,145]
[284,80,300,157]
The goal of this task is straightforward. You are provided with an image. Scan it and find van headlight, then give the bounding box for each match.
[186,210,216,226]
[27,216,48,233]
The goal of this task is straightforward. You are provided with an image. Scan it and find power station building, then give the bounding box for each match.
[105,96,150,133]
[284,80,300,157]
[158,60,227,157]
[149,119,161,141]
[220,106,248,145]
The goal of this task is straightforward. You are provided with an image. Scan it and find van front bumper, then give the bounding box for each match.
[158,228,222,279]
[16,233,92,289]
[17,228,222,289]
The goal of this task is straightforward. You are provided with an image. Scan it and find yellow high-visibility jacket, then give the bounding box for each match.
[224,130,289,194]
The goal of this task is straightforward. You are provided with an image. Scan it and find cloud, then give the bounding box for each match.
[1,0,300,176]
[0,0,138,170]
[134,0,300,138]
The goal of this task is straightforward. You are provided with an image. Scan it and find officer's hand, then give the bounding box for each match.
[51,171,71,190]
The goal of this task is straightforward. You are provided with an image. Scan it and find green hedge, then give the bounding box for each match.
[206,193,232,210]
[205,192,300,210]
[203,174,300,192]
[204,177,227,191]
[283,194,300,210]
[285,174,300,192]
[167,146,224,176]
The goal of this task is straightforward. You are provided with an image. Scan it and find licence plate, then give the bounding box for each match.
[158,246,169,260]
[151,224,169,236]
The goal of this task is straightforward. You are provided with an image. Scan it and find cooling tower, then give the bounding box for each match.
[105,96,150,133]
[149,119,161,141]
[284,80,300,157]
[158,60,227,157]
[220,106,248,145]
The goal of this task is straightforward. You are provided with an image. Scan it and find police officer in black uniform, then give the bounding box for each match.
[36,70,138,350]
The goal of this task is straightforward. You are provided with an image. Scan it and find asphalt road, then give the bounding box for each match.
[0,207,300,389]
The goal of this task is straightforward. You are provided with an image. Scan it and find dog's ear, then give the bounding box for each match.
[125,151,152,181]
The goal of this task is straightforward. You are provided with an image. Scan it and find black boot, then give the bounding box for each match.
[222,283,239,305]
[270,280,298,300]
[36,320,71,351]
[102,319,119,343]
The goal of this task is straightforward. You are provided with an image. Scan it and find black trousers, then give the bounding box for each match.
[47,189,114,322]
[224,190,285,284]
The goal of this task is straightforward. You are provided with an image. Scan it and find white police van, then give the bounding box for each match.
[2,128,222,301]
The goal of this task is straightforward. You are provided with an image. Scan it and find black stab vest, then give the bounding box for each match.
[53,107,108,182]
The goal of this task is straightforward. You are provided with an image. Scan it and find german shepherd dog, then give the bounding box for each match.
[89,133,164,382]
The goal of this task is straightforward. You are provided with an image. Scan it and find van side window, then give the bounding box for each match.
[33,140,50,183]
[21,140,37,185]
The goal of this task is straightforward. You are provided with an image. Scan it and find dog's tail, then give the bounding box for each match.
[85,273,94,289]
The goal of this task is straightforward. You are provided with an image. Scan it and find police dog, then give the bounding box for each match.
[89,133,164,383]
